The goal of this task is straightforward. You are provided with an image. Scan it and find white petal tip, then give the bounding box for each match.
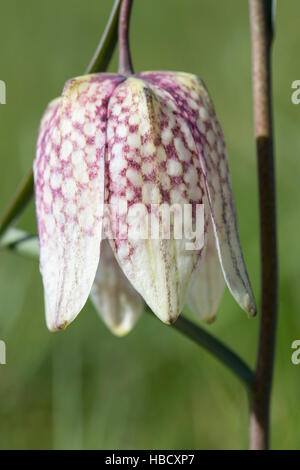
[164,317,178,326]
[108,324,136,337]
[47,319,70,333]
[99,310,142,337]
[203,315,217,324]
[248,304,257,318]
[45,301,84,333]
[154,308,181,326]
[238,293,257,318]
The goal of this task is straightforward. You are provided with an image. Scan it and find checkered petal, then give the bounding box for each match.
[187,216,225,322]
[34,74,124,331]
[140,72,256,317]
[105,77,206,324]
[90,239,143,336]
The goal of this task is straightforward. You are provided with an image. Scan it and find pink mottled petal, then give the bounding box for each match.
[187,215,225,323]
[106,77,206,324]
[140,72,256,317]
[34,74,124,331]
[90,239,143,336]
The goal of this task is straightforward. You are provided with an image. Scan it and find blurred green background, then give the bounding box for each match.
[0,0,299,450]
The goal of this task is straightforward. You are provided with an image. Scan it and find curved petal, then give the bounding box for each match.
[105,77,206,324]
[34,74,124,331]
[187,214,225,323]
[139,72,256,317]
[90,239,143,336]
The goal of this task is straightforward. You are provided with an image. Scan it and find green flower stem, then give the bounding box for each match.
[147,306,254,390]
[249,0,277,450]
[0,0,122,241]
[0,169,34,238]
[86,0,122,74]
[174,312,254,390]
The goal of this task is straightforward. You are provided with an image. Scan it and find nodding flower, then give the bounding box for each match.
[34,70,256,335]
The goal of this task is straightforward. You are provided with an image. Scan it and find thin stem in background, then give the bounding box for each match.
[0,169,33,238]
[147,305,254,390]
[118,0,134,75]
[249,0,278,450]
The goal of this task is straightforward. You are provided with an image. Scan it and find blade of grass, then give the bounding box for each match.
[86,0,122,74]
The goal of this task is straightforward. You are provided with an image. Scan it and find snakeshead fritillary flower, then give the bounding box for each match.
[34,71,256,333]
[90,239,144,336]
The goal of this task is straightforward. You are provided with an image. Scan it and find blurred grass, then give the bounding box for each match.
[0,0,299,449]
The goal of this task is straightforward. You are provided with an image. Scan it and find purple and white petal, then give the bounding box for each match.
[105,77,206,324]
[187,215,225,323]
[90,239,143,336]
[34,74,124,331]
[140,72,256,316]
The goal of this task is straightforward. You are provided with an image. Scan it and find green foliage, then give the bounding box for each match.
[0,0,298,450]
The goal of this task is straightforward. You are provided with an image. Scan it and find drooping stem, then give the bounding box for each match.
[147,307,254,390]
[118,0,134,75]
[174,312,254,389]
[249,0,277,450]
[0,169,34,238]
